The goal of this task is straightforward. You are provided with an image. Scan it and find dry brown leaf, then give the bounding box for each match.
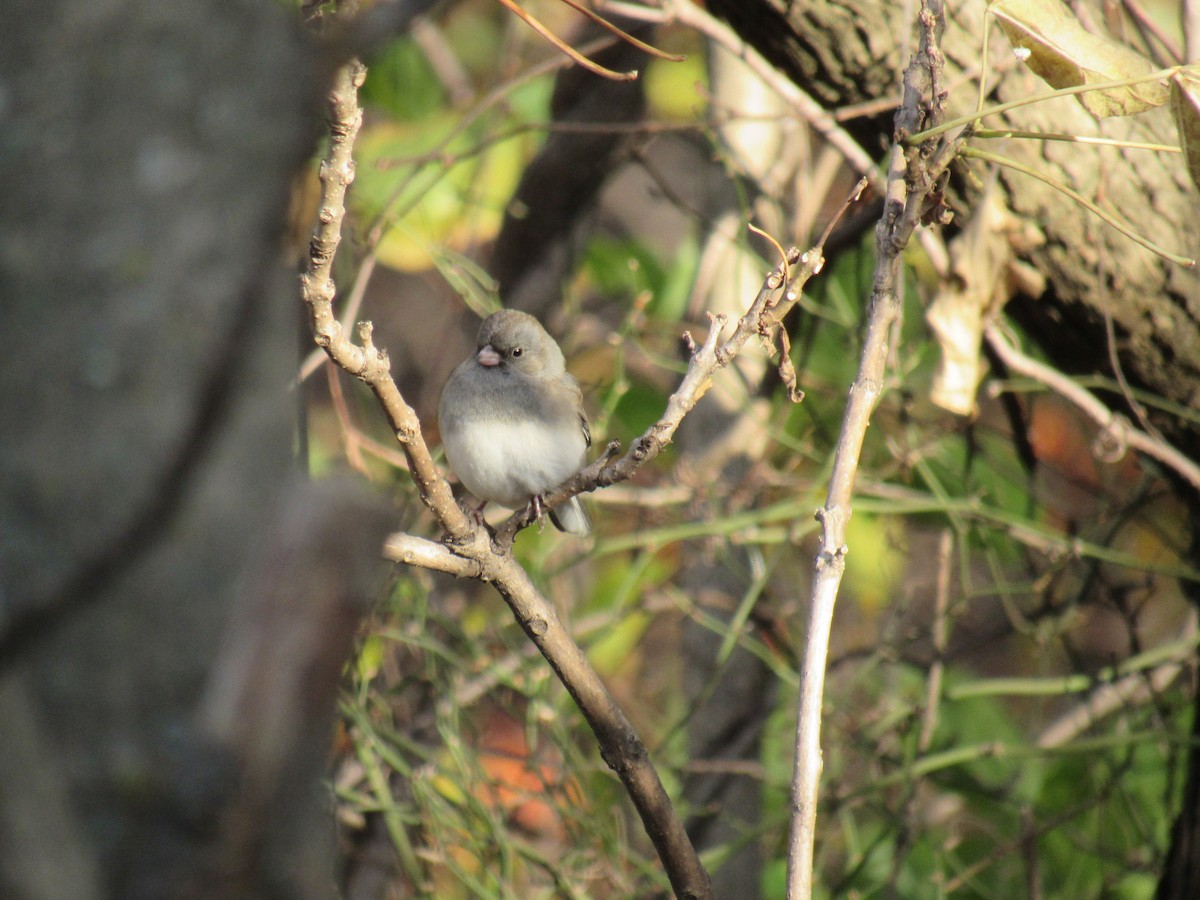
[992,0,1167,117]
[926,190,1022,416]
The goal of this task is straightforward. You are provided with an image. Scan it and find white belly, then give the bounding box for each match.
[442,416,585,510]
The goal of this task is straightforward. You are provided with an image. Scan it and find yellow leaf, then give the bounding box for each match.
[430,773,468,805]
[844,514,906,614]
[992,0,1167,117]
[353,117,527,272]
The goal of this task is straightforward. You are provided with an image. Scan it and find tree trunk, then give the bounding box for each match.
[0,3,388,896]
[710,0,1200,456]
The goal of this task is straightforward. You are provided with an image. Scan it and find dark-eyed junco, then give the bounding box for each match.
[438,309,591,535]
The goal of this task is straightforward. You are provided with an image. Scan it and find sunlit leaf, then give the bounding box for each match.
[431,773,468,805]
[644,49,708,121]
[992,0,1167,117]
[354,633,385,682]
[844,513,905,613]
[582,234,665,298]
[587,611,651,675]
[651,232,700,323]
[359,36,446,121]
[353,116,529,271]
[428,244,502,319]
[1170,66,1200,192]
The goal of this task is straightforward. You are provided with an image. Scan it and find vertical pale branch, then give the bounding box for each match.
[301,60,364,354]
[785,2,957,896]
[300,59,470,536]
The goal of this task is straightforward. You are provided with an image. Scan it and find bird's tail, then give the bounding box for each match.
[549,496,590,536]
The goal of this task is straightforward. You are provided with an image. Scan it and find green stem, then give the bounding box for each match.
[871,729,1195,789]
[907,64,1181,144]
[974,127,1181,153]
[961,145,1196,267]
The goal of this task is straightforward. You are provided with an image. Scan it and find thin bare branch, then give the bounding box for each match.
[383,532,482,577]
[493,0,638,81]
[984,326,1200,492]
[556,0,686,61]
[787,3,962,895]
[1183,0,1200,63]
[919,528,954,752]
[301,60,471,540]
[1036,613,1196,748]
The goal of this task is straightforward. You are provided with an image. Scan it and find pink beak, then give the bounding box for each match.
[477,345,501,367]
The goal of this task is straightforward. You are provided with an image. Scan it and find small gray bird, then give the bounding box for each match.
[439,309,591,535]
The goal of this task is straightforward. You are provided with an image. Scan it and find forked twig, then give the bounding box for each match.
[493,0,680,81]
[302,55,718,899]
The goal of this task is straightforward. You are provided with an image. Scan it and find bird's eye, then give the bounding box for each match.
[511,347,523,358]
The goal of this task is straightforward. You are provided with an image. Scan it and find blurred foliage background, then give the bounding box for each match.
[296,1,1199,896]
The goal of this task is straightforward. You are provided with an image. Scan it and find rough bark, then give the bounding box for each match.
[710,0,1200,457]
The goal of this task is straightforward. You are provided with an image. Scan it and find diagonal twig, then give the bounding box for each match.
[984,325,1200,493]
[492,0,639,81]
[302,55,717,900]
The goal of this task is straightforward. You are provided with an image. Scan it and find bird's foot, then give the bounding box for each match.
[458,496,488,526]
[528,494,548,531]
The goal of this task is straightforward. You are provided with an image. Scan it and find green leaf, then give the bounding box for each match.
[353,115,528,271]
[587,611,651,675]
[360,37,446,121]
